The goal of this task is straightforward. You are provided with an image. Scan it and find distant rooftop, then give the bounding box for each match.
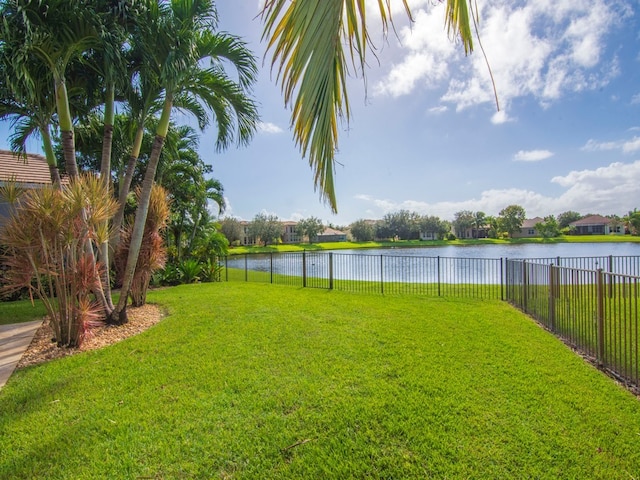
[0,149,55,185]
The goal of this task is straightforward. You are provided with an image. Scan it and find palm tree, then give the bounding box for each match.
[260,0,475,212]
[0,19,62,184]
[2,0,103,177]
[110,0,259,324]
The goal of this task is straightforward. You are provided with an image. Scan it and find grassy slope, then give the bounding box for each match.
[1,283,640,478]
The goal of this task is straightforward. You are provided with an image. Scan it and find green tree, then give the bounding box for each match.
[452,210,475,238]
[382,210,420,240]
[113,0,259,324]
[472,211,487,238]
[485,215,501,238]
[419,215,450,240]
[249,213,284,246]
[296,216,324,243]
[499,205,526,238]
[534,215,561,238]
[260,0,475,212]
[350,219,375,242]
[624,209,640,235]
[220,217,243,245]
[557,211,582,229]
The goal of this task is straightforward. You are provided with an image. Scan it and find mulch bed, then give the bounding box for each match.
[17,304,165,369]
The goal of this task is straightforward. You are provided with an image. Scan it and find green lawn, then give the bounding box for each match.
[2,283,640,478]
[0,298,48,325]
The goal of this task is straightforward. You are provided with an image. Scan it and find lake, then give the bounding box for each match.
[226,242,640,285]
[333,242,640,259]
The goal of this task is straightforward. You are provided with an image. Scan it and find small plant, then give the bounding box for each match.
[200,258,223,282]
[178,258,202,283]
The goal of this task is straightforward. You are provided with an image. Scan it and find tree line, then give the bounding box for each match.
[348,206,640,242]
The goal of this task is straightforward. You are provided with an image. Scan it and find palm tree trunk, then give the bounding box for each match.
[110,96,173,325]
[100,85,115,311]
[54,76,79,177]
[41,124,62,186]
[111,125,145,250]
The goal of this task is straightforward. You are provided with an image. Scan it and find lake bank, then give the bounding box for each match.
[229,235,640,255]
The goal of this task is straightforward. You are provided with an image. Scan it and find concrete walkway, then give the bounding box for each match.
[0,320,43,389]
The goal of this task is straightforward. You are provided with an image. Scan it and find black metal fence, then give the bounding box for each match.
[223,252,505,299]
[505,259,640,390]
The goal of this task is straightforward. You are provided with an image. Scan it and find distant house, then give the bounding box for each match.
[315,227,347,243]
[0,150,60,227]
[512,217,544,238]
[569,215,624,235]
[239,220,256,246]
[281,221,300,244]
[419,230,438,241]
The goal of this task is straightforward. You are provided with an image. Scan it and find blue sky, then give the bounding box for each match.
[2,0,639,226]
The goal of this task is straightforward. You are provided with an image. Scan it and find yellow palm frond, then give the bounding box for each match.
[262,0,481,213]
[262,0,412,213]
[445,0,474,55]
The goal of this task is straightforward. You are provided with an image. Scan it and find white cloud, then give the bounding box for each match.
[514,149,554,162]
[582,136,640,154]
[491,110,513,124]
[355,160,640,220]
[428,105,448,115]
[258,122,284,134]
[581,139,620,151]
[622,137,640,154]
[374,0,628,114]
[631,93,640,105]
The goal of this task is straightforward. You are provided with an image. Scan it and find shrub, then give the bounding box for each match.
[0,175,116,347]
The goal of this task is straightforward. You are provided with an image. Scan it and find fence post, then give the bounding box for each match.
[302,250,307,288]
[380,255,384,295]
[549,264,556,331]
[500,258,504,301]
[437,256,441,297]
[596,268,605,366]
[270,252,273,284]
[522,261,528,312]
[608,255,614,298]
[329,252,334,290]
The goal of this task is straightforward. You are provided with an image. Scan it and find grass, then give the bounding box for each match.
[0,298,48,325]
[229,235,640,254]
[2,283,640,478]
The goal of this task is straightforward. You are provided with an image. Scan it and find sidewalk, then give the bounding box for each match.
[0,320,43,389]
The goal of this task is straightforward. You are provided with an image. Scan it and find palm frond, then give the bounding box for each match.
[261,0,412,212]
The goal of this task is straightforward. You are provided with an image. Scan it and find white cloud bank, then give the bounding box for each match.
[355,160,640,220]
[374,0,630,115]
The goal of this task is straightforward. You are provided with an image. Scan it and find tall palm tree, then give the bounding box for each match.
[110,0,259,324]
[2,0,102,177]
[260,0,475,212]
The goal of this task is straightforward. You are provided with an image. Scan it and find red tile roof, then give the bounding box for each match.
[0,149,55,185]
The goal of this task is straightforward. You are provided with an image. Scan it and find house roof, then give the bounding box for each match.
[0,149,57,185]
[521,217,544,229]
[570,215,613,226]
[319,227,346,236]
